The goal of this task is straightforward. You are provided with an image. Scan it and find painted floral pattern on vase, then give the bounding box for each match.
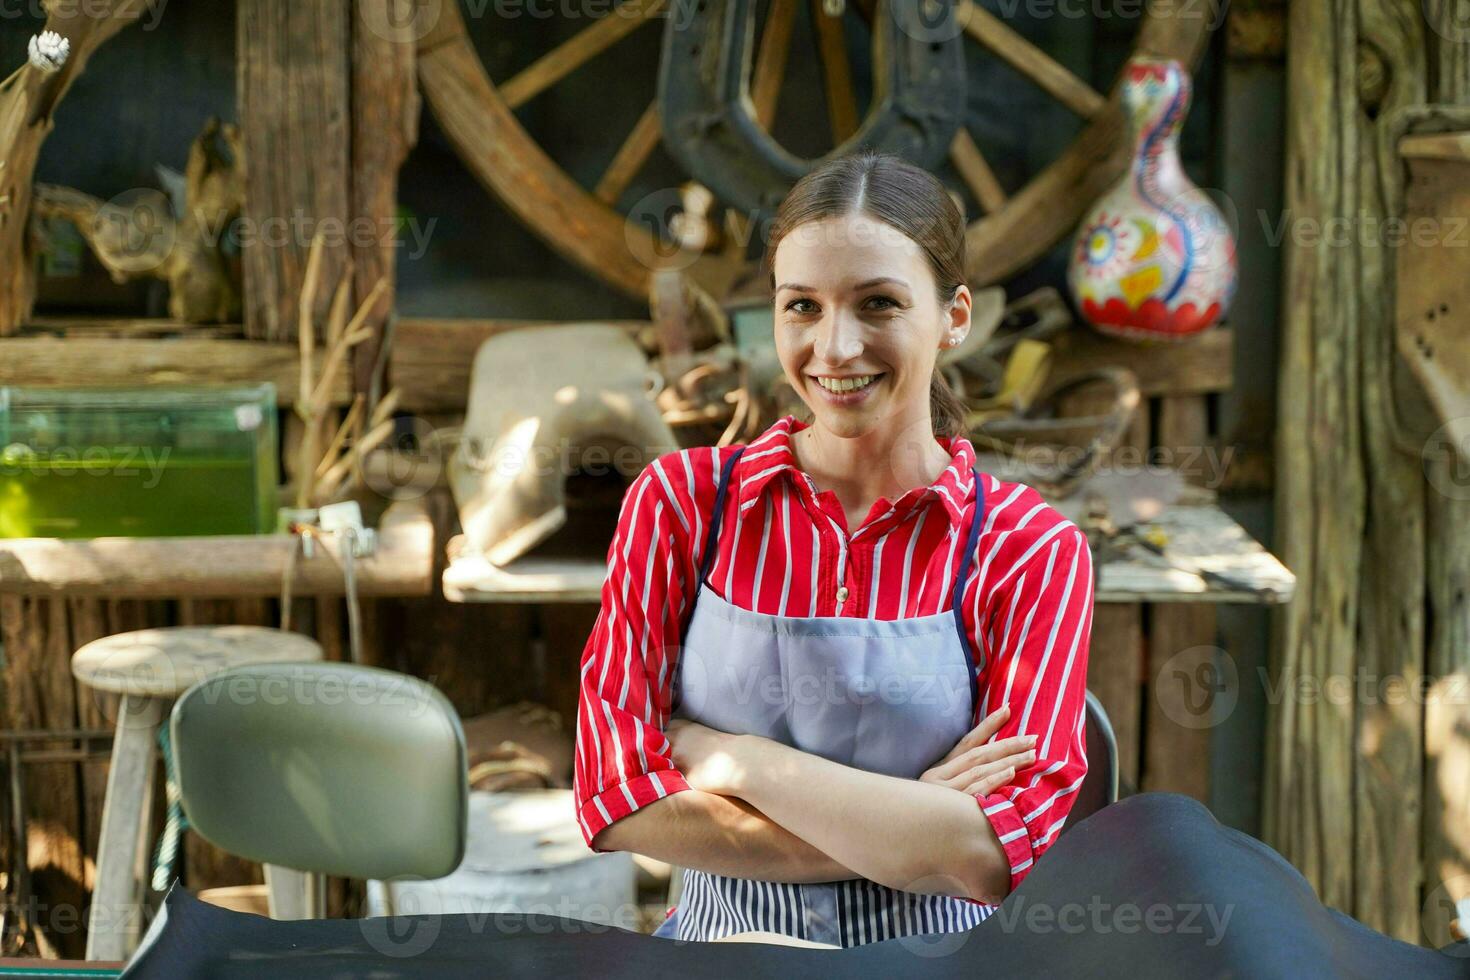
[1068,58,1236,342]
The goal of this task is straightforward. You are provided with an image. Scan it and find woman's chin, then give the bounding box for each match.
[807,402,885,439]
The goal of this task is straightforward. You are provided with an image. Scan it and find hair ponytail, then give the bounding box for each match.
[929,368,967,440]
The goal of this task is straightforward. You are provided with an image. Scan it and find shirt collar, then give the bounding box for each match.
[733,415,978,526]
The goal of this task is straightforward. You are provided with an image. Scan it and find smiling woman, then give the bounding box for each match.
[766,153,974,450]
[573,150,1096,948]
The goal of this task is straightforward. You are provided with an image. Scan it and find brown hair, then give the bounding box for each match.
[761,149,969,440]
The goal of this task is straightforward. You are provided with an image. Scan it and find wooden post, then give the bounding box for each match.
[1063,372,1152,793]
[1143,397,1216,803]
[236,0,352,340]
[85,694,162,962]
[1421,24,1470,950]
[1088,605,1143,793]
[0,597,88,958]
[1270,0,1436,940]
[350,0,421,398]
[1352,51,1429,944]
[1268,0,1369,918]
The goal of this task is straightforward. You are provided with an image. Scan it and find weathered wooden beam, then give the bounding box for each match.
[237,0,352,340]
[1086,604,1143,793]
[0,335,350,406]
[1418,60,1470,951]
[24,316,242,339]
[0,503,432,599]
[0,596,88,957]
[351,0,420,397]
[1267,0,1436,941]
[1046,326,1234,397]
[1141,399,1216,805]
[391,318,1235,413]
[1351,108,1434,946]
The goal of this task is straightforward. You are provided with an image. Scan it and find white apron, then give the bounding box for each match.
[655,445,993,946]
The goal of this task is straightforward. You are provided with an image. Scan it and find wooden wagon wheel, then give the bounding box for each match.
[414,0,1210,302]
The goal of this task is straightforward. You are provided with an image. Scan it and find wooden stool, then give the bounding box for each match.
[71,626,323,961]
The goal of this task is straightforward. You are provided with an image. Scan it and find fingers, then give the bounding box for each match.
[962,765,1017,796]
[954,746,1036,790]
[931,732,1037,781]
[922,741,1038,795]
[976,702,1012,741]
[935,704,1011,768]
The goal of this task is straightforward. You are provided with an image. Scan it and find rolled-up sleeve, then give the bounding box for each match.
[574,452,702,851]
[972,523,1094,897]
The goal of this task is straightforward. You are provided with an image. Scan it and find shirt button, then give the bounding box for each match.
[836,586,849,604]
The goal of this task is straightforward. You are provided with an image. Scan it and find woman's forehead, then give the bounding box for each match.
[774,215,926,279]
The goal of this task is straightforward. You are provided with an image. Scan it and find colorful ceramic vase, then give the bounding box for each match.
[1068,58,1236,341]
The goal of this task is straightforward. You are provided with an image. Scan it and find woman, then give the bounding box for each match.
[573,150,1093,947]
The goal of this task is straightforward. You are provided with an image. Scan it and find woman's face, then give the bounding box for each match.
[772,211,970,440]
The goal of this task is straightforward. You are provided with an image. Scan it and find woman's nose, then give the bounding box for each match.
[813,309,864,364]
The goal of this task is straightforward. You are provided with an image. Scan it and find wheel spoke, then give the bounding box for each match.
[752,0,800,128]
[950,129,1008,214]
[955,0,1105,120]
[596,100,662,204]
[500,0,667,111]
[810,0,860,143]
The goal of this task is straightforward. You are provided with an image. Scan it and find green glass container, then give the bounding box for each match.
[0,385,280,538]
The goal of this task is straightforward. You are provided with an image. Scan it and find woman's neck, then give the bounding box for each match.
[791,416,953,525]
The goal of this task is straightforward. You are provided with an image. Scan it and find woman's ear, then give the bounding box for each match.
[942,284,973,349]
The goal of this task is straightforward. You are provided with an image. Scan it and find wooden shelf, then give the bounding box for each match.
[1093,504,1295,604]
[0,322,351,406]
[391,319,1236,414]
[443,503,1293,606]
[0,501,433,598]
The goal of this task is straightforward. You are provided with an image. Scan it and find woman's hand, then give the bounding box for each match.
[667,718,756,797]
[919,703,1036,796]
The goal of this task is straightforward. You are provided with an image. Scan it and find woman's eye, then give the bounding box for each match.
[785,298,818,314]
[865,295,899,311]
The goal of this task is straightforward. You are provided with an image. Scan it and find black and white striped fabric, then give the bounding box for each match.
[673,869,996,946]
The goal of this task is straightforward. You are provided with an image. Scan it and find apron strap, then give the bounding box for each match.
[673,445,746,705]
[950,468,988,714]
[693,446,746,596]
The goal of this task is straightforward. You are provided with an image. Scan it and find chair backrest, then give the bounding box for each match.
[1059,689,1120,837]
[170,662,468,882]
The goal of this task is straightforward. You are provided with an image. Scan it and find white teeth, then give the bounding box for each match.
[816,374,878,393]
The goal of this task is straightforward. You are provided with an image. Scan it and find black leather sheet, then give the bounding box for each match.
[121,793,1470,979]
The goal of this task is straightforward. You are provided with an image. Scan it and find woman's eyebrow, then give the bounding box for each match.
[854,277,910,290]
[775,277,911,293]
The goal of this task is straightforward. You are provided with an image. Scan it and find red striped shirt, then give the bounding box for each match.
[574,414,1094,897]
